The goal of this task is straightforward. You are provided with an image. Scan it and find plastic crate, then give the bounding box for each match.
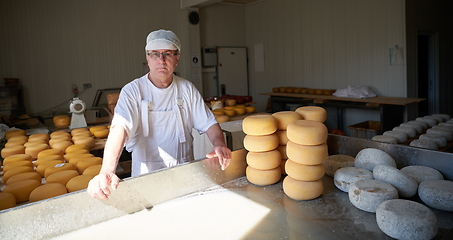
[347,121,381,139]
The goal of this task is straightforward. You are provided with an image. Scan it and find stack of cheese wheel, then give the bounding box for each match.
[24,133,51,159]
[272,111,303,175]
[71,128,96,149]
[283,106,328,200]
[89,125,110,139]
[243,114,281,186]
[1,130,27,159]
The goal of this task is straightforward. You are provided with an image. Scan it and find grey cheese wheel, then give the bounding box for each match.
[400,165,444,184]
[383,130,407,143]
[348,179,398,213]
[408,120,428,129]
[400,122,422,134]
[419,134,447,148]
[439,122,453,127]
[333,167,373,192]
[392,126,417,138]
[409,139,438,150]
[373,165,418,198]
[425,115,444,124]
[323,154,355,177]
[432,124,453,132]
[376,199,438,240]
[426,128,452,141]
[416,117,437,127]
[432,114,451,121]
[371,135,397,144]
[354,148,396,171]
[418,180,453,212]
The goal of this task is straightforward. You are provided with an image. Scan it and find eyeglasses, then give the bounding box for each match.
[147,51,177,60]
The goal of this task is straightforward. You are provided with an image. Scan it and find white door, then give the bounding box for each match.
[217,47,248,96]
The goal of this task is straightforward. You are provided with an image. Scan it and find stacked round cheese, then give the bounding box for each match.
[243,115,281,186]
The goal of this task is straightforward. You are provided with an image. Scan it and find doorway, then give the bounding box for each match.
[417,32,439,116]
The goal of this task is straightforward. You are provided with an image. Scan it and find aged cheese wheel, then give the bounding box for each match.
[286,141,327,166]
[275,130,289,145]
[392,126,416,138]
[29,183,68,202]
[323,154,355,177]
[243,134,279,152]
[93,128,109,138]
[348,179,398,213]
[223,109,235,116]
[276,145,288,160]
[65,144,90,153]
[371,135,398,144]
[50,130,71,138]
[334,167,373,192]
[354,148,396,171]
[49,136,72,146]
[2,160,34,174]
[409,139,438,150]
[24,140,47,148]
[432,114,451,121]
[2,166,34,183]
[271,111,303,130]
[285,160,325,181]
[415,117,437,127]
[44,163,77,178]
[6,172,42,185]
[399,122,423,134]
[68,153,95,166]
[433,125,453,133]
[376,199,438,240]
[36,160,66,177]
[66,175,95,192]
[234,107,246,115]
[1,145,26,159]
[2,154,32,166]
[25,143,50,159]
[35,155,64,166]
[76,157,103,174]
[287,120,327,146]
[5,138,28,147]
[419,134,447,148]
[50,140,73,152]
[64,149,91,161]
[83,165,102,176]
[425,115,443,123]
[246,150,281,170]
[2,179,41,203]
[215,115,230,123]
[246,166,281,186]
[5,129,26,140]
[53,115,71,128]
[245,106,256,113]
[212,109,225,115]
[89,125,108,134]
[7,135,28,143]
[37,148,64,159]
[71,127,89,136]
[439,122,453,127]
[242,115,277,136]
[418,180,453,212]
[407,120,428,129]
[383,131,407,143]
[28,133,50,143]
[46,169,79,185]
[283,176,323,200]
[373,165,418,198]
[400,165,444,184]
[295,106,327,123]
[0,192,16,210]
[72,131,93,139]
[426,128,453,141]
[72,137,95,149]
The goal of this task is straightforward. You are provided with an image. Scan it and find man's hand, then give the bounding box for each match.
[206,146,231,170]
[87,172,120,199]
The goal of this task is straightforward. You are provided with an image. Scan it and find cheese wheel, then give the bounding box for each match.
[432,114,451,121]
[371,135,398,144]
[46,169,79,185]
[2,179,41,203]
[416,117,437,127]
[283,176,323,200]
[246,150,281,170]
[50,130,71,138]
[275,130,289,145]
[392,126,417,138]
[49,136,72,146]
[68,153,95,166]
[2,154,32,166]
[407,120,428,129]
[215,115,230,123]
[242,115,278,136]
[5,129,26,140]
[276,145,288,160]
[89,125,108,134]
[24,140,47,148]
[409,139,438,150]
[37,148,64,159]
[295,106,327,122]
[92,129,109,138]
[2,166,34,183]
[246,166,281,186]
[433,125,453,132]
[245,106,256,113]
[72,137,96,149]
[418,180,453,212]
[1,145,26,158]
[50,140,73,152]
[234,107,246,115]
[53,115,71,128]
[28,133,50,143]
[424,115,443,123]
[348,179,398,213]
[71,127,89,136]
[44,163,77,178]
[36,160,66,177]
[323,154,355,177]
[271,111,303,130]
[25,143,50,159]
[373,165,418,198]
[354,148,396,171]
[64,149,90,161]
[77,157,103,174]
[72,131,93,139]
[286,120,328,146]
[439,122,453,127]
[426,128,453,141]
[400,122,423,134]
[419,134,447,148]
[243,134,279,152]
[285,160,325,181]
[35,155,64,166]
[6,172,42,185]
[65,143,90,153]
[400,165,444,184]
[66,175,95,192]
[29,183,68,202]
[83,165,102,175]
[286,141,327,165]
[7,135,28,143]
[334,167,373,192]
[212,109,225,115]
[383,131,407,143]
[2,160,34,173]
[0,192,16,210]
[5,138,28,147]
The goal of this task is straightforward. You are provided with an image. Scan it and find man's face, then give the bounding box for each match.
[146,50,180,79]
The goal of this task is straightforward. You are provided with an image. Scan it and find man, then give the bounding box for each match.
[88,29,231,199]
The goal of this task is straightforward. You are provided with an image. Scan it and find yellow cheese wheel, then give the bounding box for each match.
[50,130,71,138]
[2,166,34,183]
[283,176,323,200]
[242,115,277,136]
[64,149,90,161]
[246,166,282,186]
[72,137,95,149]
[49,136,72,146]
[36,160,65,177]
[76,157,103,174]
[2,154,32,166]
[70,127,89,136]
[272,111,303,130]
[234,107,246,115]
[37,148,64,159]
[216,115,230,123]
[287,120,328,146]
[68,153,95,166]
[286,141,328,165]
[6,172,42,185]
[93,128,109,138]
[3,160,34,173]
[24,140,47,148]
[50,140,73,152]
[246,150,281,170]
[5,129,26,140]
[28,133,50,143]
[276,130,289,145]
[29,183,68,202]
[65,143,90,153]
[224,109,236,116]
[72,131,93,139]
[245,106,256,113]
[277,144,288,160]
[2,179,41,203]
[0,192,16,210]
[7,135,28,143]
[89,125,108,134]
[66,175,95,192]
[212,109,225,115]
[83,165,102,175]
[281,159,287,175]
[285,159,325,181]
[53,115,71,128]
[44,163,77,178]
[46,170,79,185]
[295,106,327,123]
[35,155,64,166]
[1,145,26,158]
[5,138,27,147]
[25,143,50,159]
[243,134,279,152]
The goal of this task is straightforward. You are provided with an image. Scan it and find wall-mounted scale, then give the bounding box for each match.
[69,97,87,129]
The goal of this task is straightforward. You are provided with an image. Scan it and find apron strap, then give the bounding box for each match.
[141,100,150,137]
[175,99,186,144]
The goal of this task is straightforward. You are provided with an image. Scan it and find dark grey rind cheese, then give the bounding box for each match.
[371,135,397,144]
[348,179,398,213]
[408,120,428,129]
[392,126,417,138]
[354,148,396,171]
[418,180,453,212]
[373,165,418,198]
[419,134,447,148]
[409,139,438,150]
[400,122,422,134]
[432,114,451,121]
[424,115,444,124]
[383,131,407,143]
[426,128,452,141]
[439,122,453,127]
[376,199,438,240]
[323,155,355,177]
[400,165,444,184]
[432,124,453,132]
[416,117,437,127]
[333,167,373,192]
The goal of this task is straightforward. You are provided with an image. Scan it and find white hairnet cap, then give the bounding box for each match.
[145,29,181,52]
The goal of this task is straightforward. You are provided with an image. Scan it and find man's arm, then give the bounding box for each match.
[205,123,231,170]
